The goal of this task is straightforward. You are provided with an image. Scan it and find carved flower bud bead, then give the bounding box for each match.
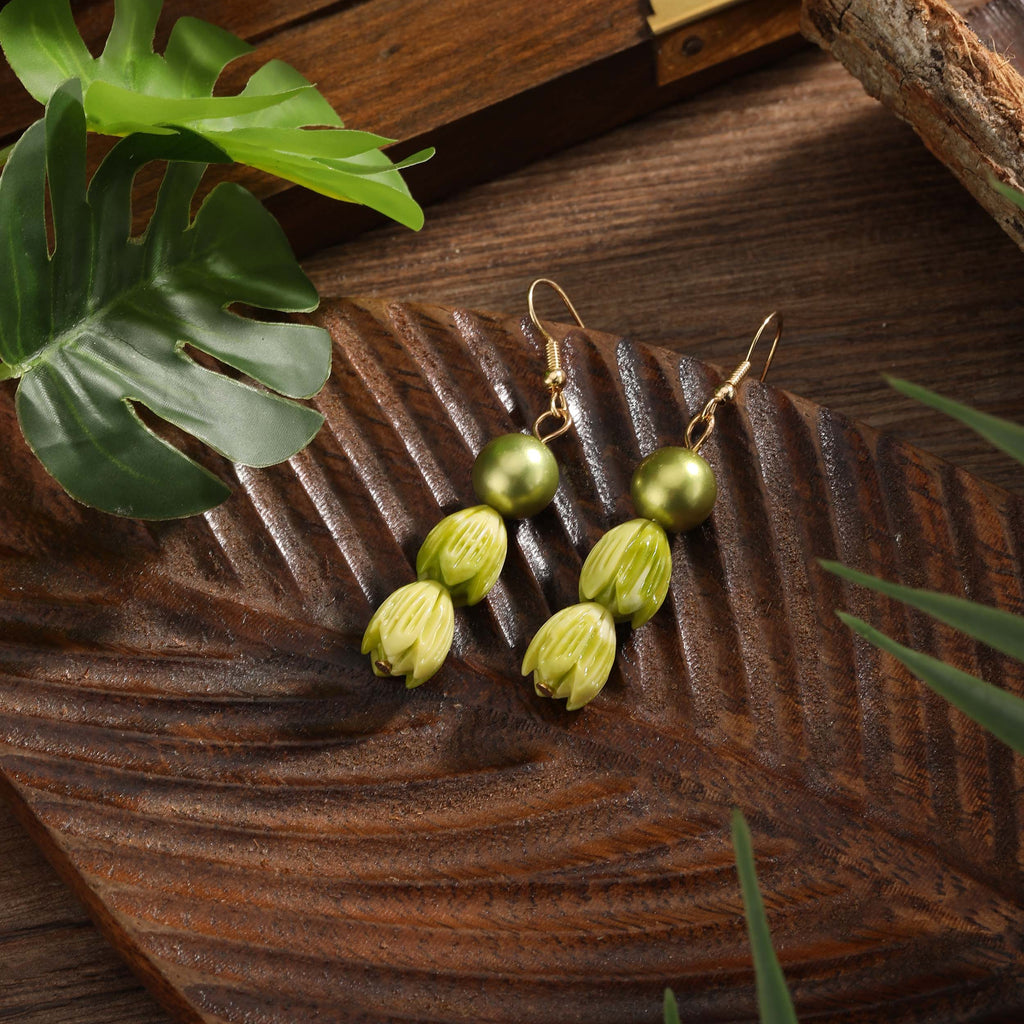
[578,518,672,628]
[630,446,717,532]
[472,433,559,518]
[416,505,508,606]
[522,602,617,711]
[361,580,455,688]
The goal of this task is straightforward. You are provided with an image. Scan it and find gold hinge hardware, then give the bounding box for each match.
[648,0,753,35]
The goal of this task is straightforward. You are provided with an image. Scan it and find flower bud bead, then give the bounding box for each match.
[579,518,672,628]
[362,580,455,688]
[416,505,507,606]
[522,602,617,711]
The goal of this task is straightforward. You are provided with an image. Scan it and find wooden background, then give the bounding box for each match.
[5,0,1024,1021]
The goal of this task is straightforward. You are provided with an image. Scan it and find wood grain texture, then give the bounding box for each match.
[0,0,347,141]
[3,0,1023,1018]
[0,0,805,253]
[801,0,1024,253]
[1,295,1023,1023]
[971,0,1024,52]
[304,48,1024,497]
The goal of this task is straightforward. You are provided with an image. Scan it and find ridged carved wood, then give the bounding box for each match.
[1,298,1023,1023]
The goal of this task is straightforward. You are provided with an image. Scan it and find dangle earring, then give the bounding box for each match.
[362,279,584,687]
[522,313,783,710]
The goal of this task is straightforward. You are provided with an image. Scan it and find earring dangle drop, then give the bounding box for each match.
[523,313,783,710]
[362,279,584,687]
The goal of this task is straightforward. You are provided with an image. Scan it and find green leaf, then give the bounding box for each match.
[886,377,1024,467]
[820,561,1024,663]
[0,0,429,228]
[837,612,1024,756]
[663,988,680,1024]
[731,809,798,1024]
[992,177,1024,215]
[0,82,331,520]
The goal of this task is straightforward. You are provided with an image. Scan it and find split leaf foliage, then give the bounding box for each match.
[0,82,331,519]
[0,0,432,228]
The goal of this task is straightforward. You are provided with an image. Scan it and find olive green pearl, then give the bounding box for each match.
[630,446,717,532]
[472,433,559,518]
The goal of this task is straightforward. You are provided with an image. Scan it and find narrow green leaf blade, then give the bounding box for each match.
[731,809,799,1024]
[217,126,395,161]
[887,376,1024,467]
[45,80,90,335]
[162,16,252,96]
[821,561,1024,663]
[993,178,1024,213]
[837,612,1024,755]
[99,0,160,73]
[222,138,426,230]
[221,60,345,130]
[663,988,681,1024]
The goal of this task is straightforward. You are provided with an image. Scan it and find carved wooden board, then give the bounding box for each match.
[1,298,1022,1023]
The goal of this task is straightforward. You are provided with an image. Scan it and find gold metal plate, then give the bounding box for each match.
[648,0,752,34]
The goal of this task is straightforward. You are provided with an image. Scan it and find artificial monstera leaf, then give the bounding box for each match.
[0,81,331,520]
[0,0,432,229]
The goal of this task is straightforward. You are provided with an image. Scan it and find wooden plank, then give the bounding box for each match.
[0,293,1022,1023]
[0,1,804,253]
[0,1,349,142]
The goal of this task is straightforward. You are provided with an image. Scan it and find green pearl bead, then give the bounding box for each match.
[630,446,717,532]
[472,433,559,518]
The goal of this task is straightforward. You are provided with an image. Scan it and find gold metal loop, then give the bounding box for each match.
[684,312,782,452]
[533,390,574,443]
[684,399,717,453]
[527,278,584,445]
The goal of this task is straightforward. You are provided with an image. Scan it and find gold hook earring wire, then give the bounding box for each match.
[685,312,782,453]
[528,278,584,444]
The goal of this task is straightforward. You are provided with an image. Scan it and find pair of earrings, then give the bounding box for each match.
[361,281,781,709]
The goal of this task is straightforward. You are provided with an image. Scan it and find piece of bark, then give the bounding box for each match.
[801,0,1024,251]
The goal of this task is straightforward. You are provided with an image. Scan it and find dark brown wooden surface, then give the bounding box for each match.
[0,0,803,254]
[1,293,1024,1023]
[6,0,1024,1021]
[802,0,1024,255]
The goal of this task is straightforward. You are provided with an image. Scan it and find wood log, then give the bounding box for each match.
[801,0,1024,252]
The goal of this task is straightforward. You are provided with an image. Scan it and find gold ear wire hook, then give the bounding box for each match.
[685,312,782,453]
[742,311,782,384]
[528,278,584,444]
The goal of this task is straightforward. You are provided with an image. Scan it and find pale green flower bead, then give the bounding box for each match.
[416,505,508,606]
[522,602,617,711]
[578,518,672,628]
[362,580,455,688]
